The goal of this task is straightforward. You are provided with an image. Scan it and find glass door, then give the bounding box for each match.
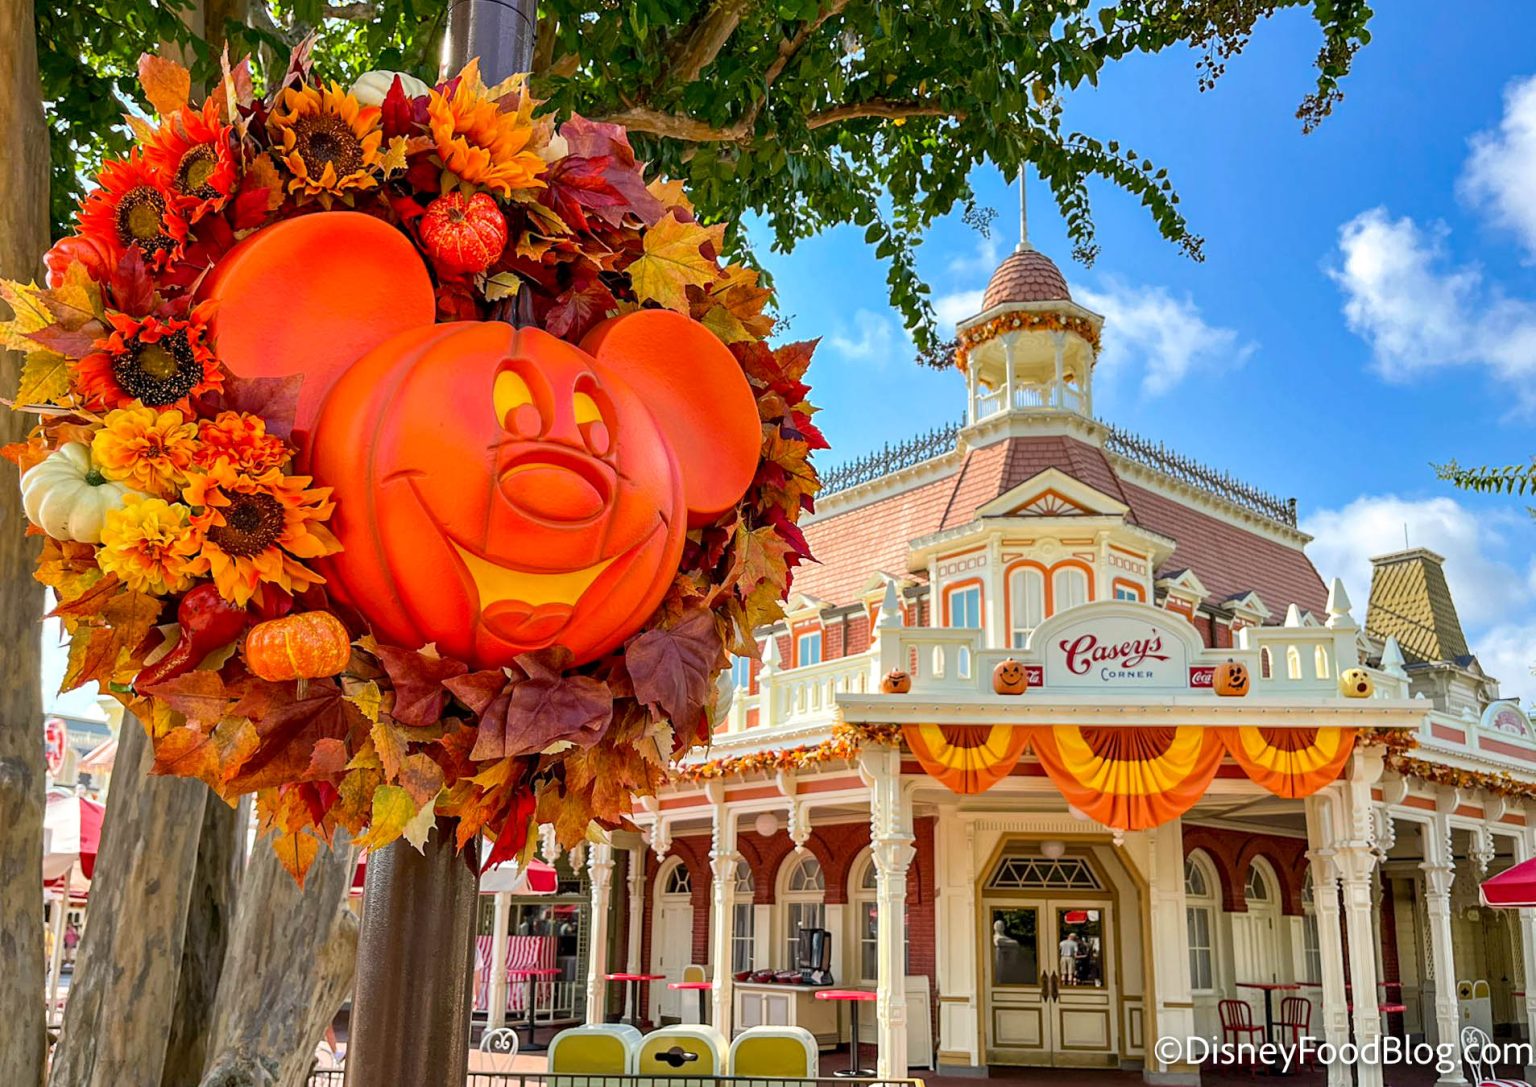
[984,905,1052,1064]
[1048,902,1117,1067]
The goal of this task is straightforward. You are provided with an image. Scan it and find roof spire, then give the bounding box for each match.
[1017,165,1031,252]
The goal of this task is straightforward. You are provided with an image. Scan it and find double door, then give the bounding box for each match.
[984,898,1117,1067]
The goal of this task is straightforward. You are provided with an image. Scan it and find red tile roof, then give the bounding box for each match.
[982,248,1072,309]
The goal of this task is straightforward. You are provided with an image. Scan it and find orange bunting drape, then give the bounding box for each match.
[1218,726,1356,799]
[1021,726,1226,831]
[902,724,1031,795]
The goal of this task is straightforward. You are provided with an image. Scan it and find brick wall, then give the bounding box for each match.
[1182,823,1308,915]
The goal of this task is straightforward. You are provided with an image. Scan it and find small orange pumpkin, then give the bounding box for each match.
[245,611,352,681]
[1213,659,1250,697]
[993,658,1028,695]
[881,669,912,694]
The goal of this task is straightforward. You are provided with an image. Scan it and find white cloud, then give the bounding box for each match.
[1073,278,1254,396]
[1301,493,1536,704]
[946,234,1002,279]
[825,309,911,367]
[1461,74,1536,259]
[933,289,985,332]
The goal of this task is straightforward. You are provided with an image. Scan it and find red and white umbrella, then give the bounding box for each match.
[1481,857,1536,908]
[349,852,558,897]
[43,793,105,884]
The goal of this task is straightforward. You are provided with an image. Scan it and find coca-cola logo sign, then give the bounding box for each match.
[1042,612,1191,688]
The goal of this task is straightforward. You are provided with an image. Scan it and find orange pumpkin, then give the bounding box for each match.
[881,669,912,694]
[992,658,1028,695]
[1213,659,1250,697]
[245,611,352,681]
[209,213,763,670]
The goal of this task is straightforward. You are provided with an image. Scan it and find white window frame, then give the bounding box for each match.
[732,860,756,972]
[795,631,823,668]
[947,585,982,629]
[1008,566,1045,648]
[1185,852,1218,994]
[1300,869,1321,985]
[852,851,911,983]
[779,854,826,969]
[1051,566,1089,614]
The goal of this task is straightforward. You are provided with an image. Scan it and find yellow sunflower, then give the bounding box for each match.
[92,404,199,498]
[182,463,341,605]
[98,495,200,596]
[268,82,384,204]
[427,62,546,198]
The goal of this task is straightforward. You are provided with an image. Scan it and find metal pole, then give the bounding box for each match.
[346,823,482,1087]
[444,0,538,83]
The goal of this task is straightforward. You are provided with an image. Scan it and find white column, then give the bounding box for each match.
[1145,820,1198,1086]
[1422,799,1465,1084]
[966,363,978,424]
[862,745,916,1078]
[1305,793,1350,1087]
[585,841,615,1025]
[708,791,739,1032]
[488,890,512,1028]
[1050,331,1065,407]
[1518,817,1536,1080]
[46,880,69,1024]
[1002,335,1017,410]
[935,813,979,1067]
[1337,766,1385,1087]
[626,846,647,1020]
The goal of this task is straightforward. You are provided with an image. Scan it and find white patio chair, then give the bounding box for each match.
[1462,1024,1532,1087]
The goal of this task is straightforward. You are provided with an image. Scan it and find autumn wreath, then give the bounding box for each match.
[4,45,821,882]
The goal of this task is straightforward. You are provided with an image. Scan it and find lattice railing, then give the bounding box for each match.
[1103,423,1297,526]
[819,420,960,494]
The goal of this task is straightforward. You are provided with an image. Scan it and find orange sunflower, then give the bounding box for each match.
[98,495,201,596]
[427,63,546,198]
[194,412,291,474]
[182,463,340,605]
[76,151,189,270]
[73,303,222,412]
[268,82,384,205]
[92,404,200,498]
[144,99,240,222]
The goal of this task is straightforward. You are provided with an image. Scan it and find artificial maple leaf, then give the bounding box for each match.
[543,274,616,341]
[625,606,723,731]
[398,752,445,808]
[557,116,664,227]
[0,279,53,352]
[223,680,367,794]
[45,262,104,327]
[35,539,101,603]
[197,373,304,440]
[371,716,410,780]
[401,797,438,851]
[142,669,236,730]
[306,737,350,776]
[151,716,260,788]
[344,679,382,723]
[357,784,421,850]
[16,351,71,407]
[137,52,190,116]
[209,51,254,122]
[626,212,719,312]
[469,648,612,761]
[334,767,383,835]
[482,786,538,870]
[724,522,797,599]
[442,669,508,715]
[47,573,125,623]
[271,828,320,887]
[375,643,469,727]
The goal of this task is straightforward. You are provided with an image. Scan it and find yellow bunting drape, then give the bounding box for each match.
[1023,725,1227,831]
[1218,727,1356,799]
[902,724,1031,795]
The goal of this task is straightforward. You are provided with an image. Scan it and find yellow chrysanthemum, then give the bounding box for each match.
[183,462,341,606]
[427,63,546,198]
[268,82,384,204]
[92,404,199,498]
[98,495,200,596]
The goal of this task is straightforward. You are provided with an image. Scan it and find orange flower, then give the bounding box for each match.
[143,99,241,222]
[427,63,546,198]
[268,82,384,205]
[98,495,200,595]
[194,412,291,474]
[183,463,340,605]
[73,303,222,412]
[91,405,199,498]
[76,152,189,270]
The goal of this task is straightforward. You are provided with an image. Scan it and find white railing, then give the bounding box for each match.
[758,653,874,729]
[972,379,1086,422]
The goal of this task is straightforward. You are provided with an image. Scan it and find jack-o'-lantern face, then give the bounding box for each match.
[992,658,1028,696]
[1339,668,1374,699]
[881,669,912,694]
[1213,659,1249,697]
[205,214,763,668]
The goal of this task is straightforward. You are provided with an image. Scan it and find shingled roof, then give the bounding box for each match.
[1364,548,1470,665]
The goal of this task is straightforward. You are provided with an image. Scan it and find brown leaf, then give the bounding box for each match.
[142,669,235,729]
[371,716,410,780]
[443,669,509,716]
[398,752,445,808]
[625,606,723,728]
[469,648,611,761]
[306,737,350,776]
[151,716,260,787]
[138,52,190,117]
[223,680,367,794]
[375,644,469,727]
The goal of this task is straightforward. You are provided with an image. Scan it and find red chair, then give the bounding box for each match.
[1276,997,1312,1066]
[1219,999,1265,1069]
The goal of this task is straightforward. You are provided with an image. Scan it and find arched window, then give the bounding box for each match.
[780,855,826,969]
[1300,869,1321,984]
[663,861,692,895]
[1285,646,1303,681]
[1051,566,1090,615]
[1185,853,1218,992]
[853,852,911,982]
[732,861,756,972]
[1245,863,1271,904]
[1314,645,1331,680]
[1009,566,1045,648]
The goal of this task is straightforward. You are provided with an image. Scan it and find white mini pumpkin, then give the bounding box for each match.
[21,443,134,544]
[349,70,431,108]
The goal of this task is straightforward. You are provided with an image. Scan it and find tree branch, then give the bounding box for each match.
[592,107,749,142]
[763,0,852,90]
[532,12,559,77]
[326,1,379,19]
[662,0,755,86]
[806,99,963,129]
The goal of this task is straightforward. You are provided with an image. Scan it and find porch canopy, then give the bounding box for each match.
[1481,857,1536,908]
[43,793,105,882]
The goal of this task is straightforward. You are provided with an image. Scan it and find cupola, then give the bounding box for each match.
[956,172,1104,423]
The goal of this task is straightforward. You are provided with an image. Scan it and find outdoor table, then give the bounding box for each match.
[1236,982,1301,1054]
[816,989,876,1077]
[668,980,714,1024]
[507,967,561,1052]
[606,972,665,1026]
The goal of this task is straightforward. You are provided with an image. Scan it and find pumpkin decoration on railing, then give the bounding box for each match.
[2,44,821,882]
[1213,660,1250,698]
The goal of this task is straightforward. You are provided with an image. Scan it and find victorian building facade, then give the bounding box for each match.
[515,221,1536,1086]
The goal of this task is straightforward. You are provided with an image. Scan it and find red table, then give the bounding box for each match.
[606,972,665,1025]
[816,989,876,1078]
[1236,982,1301,1057]
[507,967,561,1052]
[669,980,714,1024]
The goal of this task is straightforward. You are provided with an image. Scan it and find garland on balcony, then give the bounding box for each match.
[954,310,1101,373]
[672,721,900,782]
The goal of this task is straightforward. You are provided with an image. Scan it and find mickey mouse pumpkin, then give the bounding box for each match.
[205,213,763,668]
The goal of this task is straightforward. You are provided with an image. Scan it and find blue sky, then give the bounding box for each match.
[739,0,1536,705]
[42,2,1536,717]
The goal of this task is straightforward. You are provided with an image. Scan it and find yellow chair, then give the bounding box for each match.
[728,1025,819,1079]
[635,1024,727,1084]
[681,964,707,984]
[548,1023,642,1076]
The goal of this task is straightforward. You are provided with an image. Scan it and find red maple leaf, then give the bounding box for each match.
[482,786,538,871]
[375,644,470,727]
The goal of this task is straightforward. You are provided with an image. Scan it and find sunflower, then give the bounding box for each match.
[73,303,222,412]
[194,412,292,475]
[76,152,189,270]
[268,82,384,204]
[182,463,340,605]
[427,63,546,198]
[92,405,200,498]
[144,99,240,222]
[98,495,201,596]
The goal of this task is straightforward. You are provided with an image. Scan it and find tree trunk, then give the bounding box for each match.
[0,0,51,1082]
[47,722,210,1087]
[198,836,358,1087]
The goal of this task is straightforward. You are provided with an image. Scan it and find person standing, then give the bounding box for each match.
[1058,931,1078,984]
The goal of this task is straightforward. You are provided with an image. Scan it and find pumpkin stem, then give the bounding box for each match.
[84,468,107,487]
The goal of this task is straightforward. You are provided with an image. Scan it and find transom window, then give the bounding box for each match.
[986,856,1102,891]
[1009,566,1045,648]
[732,861,755,972]
[663,862,692,895]
[1183,857,1208,897]
[795,631,822,667]
[1245,864,1271,903]
[786,855,824,892]
[781,854,826,968]
[1185,852,1217,993]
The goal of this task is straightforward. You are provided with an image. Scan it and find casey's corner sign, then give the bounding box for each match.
[1036,605,1210,690]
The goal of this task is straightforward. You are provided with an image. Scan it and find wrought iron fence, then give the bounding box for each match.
[308,1075,924,1087]
[1102,423,1298,526]
[819,421,960,494]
